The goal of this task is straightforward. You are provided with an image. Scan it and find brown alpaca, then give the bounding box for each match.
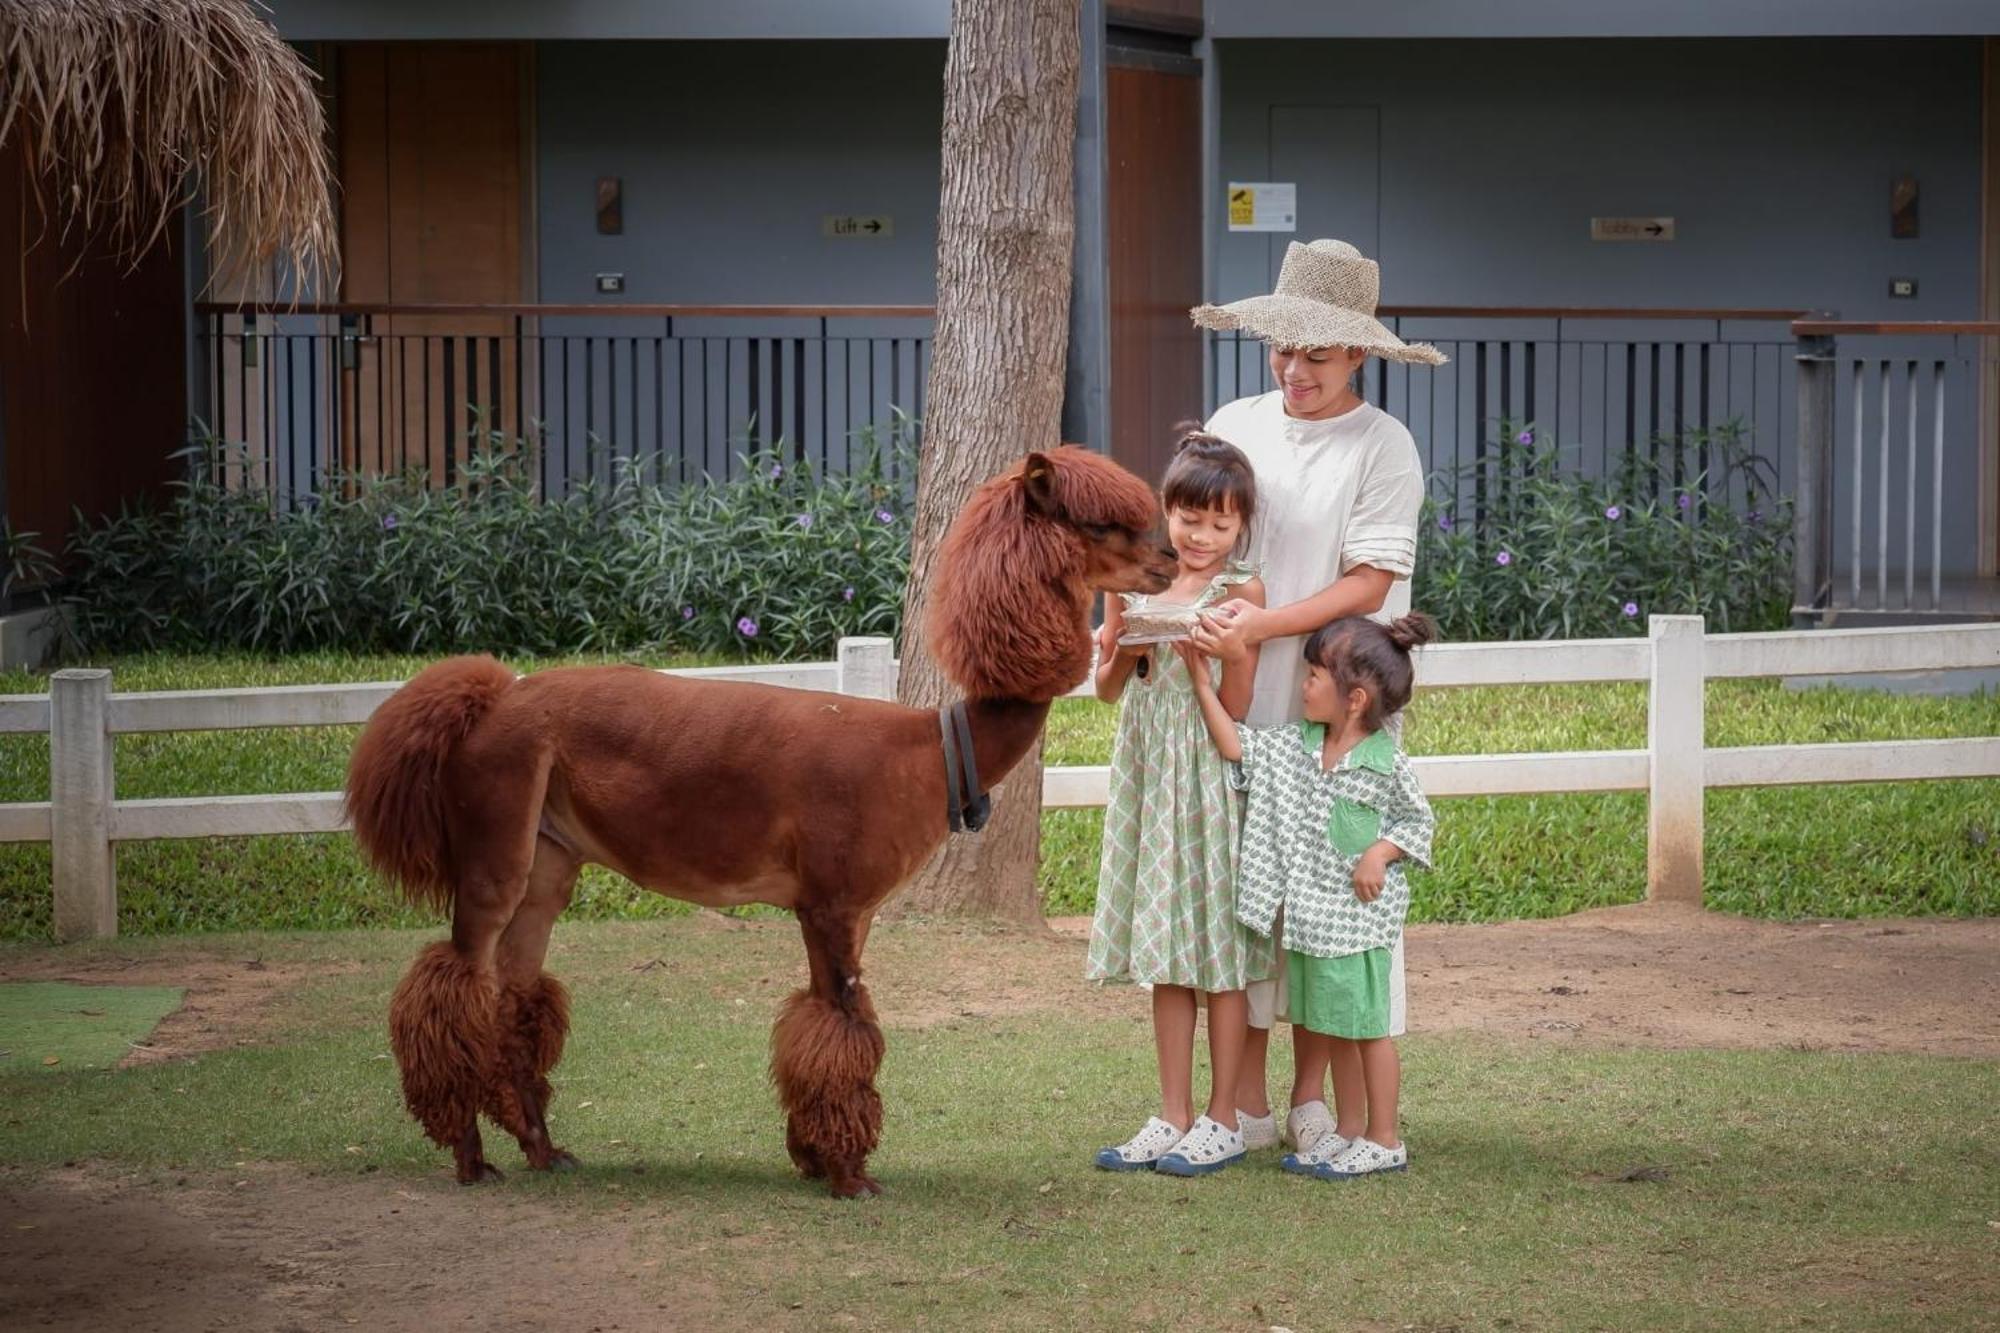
[347,448,1173,1196]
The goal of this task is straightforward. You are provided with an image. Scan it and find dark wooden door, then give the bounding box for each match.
[1106,58,1203,489]
[0,129,186,573]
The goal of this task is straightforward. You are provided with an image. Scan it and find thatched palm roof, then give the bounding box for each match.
[0,0,337,289]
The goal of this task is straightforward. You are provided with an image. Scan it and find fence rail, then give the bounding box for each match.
[14,619,1997,940]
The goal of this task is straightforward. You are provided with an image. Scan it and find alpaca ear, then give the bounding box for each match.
[1020,452,1059,516]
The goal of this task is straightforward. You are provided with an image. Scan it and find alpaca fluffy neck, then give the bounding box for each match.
[962,697,1055,793]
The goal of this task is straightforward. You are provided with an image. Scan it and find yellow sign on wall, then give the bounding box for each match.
[1226,182,1296,233]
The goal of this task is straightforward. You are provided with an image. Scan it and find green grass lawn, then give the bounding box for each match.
[0,654,1993,941]
[1,920,1994,1331]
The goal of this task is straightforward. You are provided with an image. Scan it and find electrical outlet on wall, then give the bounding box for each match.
[1888,277,1918,299]
[596,273,625,295]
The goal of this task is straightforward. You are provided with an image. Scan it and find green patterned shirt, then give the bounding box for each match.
[1229,724,1434,959]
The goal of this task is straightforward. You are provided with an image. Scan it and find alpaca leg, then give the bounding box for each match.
[389,939,503,1183]
[771,909,885,1198]
[486,837,581,1170]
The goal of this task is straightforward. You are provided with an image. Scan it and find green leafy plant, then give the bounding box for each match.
[1415,419,1793,640]
[62,417,917,660]
[0,521,58,611]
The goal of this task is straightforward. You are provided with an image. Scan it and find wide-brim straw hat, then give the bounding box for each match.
[1190,239,1447,366]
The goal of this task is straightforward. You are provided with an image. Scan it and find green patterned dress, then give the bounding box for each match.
[1085,567,1276,992]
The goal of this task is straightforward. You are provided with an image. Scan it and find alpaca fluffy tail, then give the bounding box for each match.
[345,654,517,912]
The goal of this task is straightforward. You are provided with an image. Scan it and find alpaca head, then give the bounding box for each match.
[927,447,1174,701]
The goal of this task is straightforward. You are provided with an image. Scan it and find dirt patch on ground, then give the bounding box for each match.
[6,907,1996,1063]
[0,951,357,1068]
[1048,904,2000,1057]
[0,1164,701,1332]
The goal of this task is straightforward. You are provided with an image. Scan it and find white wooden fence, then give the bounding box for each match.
[8,616,1997,941]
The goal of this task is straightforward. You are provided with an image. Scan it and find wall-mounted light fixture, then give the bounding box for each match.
[597,176,623,235]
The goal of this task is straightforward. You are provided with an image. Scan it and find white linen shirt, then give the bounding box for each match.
[1203,392,1424,728]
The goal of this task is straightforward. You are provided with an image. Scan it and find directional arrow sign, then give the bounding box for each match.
[1591,216,1675,242]
[823,214,895,239]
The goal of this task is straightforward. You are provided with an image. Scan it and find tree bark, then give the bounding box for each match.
[889,0,1082,923]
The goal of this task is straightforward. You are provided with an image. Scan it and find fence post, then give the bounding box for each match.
[51,668,116,941]
[836,636,896,701]
[1646,616,1705,907]
[1793,321,1837,625]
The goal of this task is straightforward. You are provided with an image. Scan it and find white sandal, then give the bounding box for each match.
[1154,1115,1247,1176]
[1237,1108,1278,1151]
[1280,1120,1353,1176]
[1311,1137,1408,1179]
[1282,1099,1337,1155]
[1094,1116,1186,1171]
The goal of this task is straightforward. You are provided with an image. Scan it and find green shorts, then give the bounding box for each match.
[1285,947,1393,1039]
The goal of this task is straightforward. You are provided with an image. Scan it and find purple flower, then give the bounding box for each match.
[842,586,856,602]
[1516,429,1534,446]
[1604,505,1621,521]
[381,513,399,531]
[874,508,894,524]
[1495,550,1513,567]
[1677,493,1692,511]
[1748,509,1762,524]
[736,616,760,638]
[1437,513,1454,532]
[769,462,784,480]
[680,605,695,621]
[795,513,813,530]
[1622,601,1640,618]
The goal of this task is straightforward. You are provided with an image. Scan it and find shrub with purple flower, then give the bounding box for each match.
[1414,417,1792,640]
[736,616,760,638]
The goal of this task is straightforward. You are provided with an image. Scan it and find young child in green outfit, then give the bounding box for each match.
[1181,611,1436,1178]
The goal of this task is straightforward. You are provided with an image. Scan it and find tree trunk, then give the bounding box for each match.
[889,0,1082,923]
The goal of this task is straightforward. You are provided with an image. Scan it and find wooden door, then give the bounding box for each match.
[1106,58,1203,489]
[0,128,186,571]
[338,43,527,483]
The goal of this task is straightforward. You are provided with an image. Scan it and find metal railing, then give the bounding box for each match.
[1208,306,1806,514]
[193,303,936,499]
[1793,320,1997,621]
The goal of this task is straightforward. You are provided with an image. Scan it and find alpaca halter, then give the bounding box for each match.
[938,702,991,834]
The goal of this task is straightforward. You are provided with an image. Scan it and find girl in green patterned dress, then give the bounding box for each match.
[1184,613,1437,1180]
[1087,433,1270,1177]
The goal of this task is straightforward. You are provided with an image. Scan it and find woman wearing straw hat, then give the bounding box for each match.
[1185,238,1445,1162]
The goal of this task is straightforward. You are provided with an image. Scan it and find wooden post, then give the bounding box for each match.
[51,668,116,940]
[836,637,896,701]
[1646,616,1705,907]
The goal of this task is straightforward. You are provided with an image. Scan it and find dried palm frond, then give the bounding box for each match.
[0,0,337,293]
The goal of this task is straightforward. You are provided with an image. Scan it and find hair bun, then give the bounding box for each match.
[1173,425,1225,455]
[1385,611,1438,652]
